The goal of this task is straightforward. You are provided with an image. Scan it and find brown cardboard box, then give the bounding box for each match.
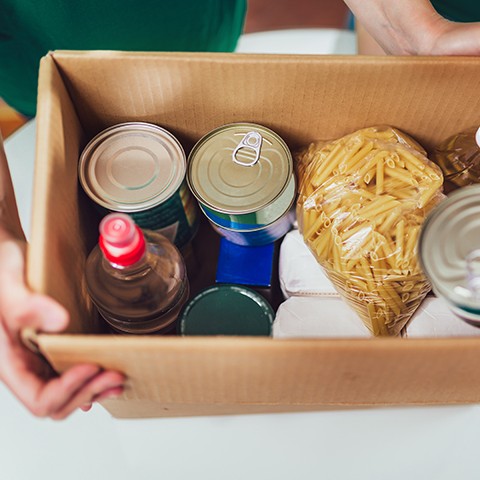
[28,51,480,419]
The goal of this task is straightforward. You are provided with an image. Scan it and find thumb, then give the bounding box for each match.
[8,292,69,334]
[1,279,69,334]
[0,240,69,334]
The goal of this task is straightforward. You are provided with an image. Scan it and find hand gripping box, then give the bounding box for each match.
[28,51,480,418]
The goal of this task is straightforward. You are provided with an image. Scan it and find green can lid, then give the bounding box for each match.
[187,123,293,215]
[78,122,186,212]
[178,284,274,336]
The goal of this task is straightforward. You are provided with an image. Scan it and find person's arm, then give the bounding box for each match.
[344,0,480,55]
[0,132,125,419]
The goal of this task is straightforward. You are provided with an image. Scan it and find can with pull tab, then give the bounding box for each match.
[187,122,296,246]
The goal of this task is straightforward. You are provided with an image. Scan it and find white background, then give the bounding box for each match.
[2,30,480,480]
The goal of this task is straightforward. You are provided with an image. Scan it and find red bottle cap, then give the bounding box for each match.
[99,213,146,266]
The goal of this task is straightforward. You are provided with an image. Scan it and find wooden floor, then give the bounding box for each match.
[0,0,349,139]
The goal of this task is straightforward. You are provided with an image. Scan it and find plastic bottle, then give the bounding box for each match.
[433,126,480,187]
[85,213,189,334]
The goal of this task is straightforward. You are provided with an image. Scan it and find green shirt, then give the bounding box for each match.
[0,0,246,116]
[431,0,480,22]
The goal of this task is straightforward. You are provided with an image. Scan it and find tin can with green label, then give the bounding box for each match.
[78,122,198,249]
[187,123,296,246]
[419,185,480,326]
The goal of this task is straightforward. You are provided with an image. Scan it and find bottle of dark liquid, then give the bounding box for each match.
[85,213,189,334]
[433,126,480,187]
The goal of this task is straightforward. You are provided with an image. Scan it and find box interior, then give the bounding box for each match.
[27,51,480,418]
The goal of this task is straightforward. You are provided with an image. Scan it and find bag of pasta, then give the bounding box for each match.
[297,126,444,336]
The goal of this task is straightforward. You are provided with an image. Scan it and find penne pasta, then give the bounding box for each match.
[376,157,384,195]
[296,125,444,336]
[395,219,405,264]
[344,142,375,173]
[311,142,345,187]
[384,166,417,185]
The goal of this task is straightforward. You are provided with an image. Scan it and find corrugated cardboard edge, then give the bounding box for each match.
[28,53,58,294]
[35,333,480,418]
[27,53,94,333]
[49,50,480,151]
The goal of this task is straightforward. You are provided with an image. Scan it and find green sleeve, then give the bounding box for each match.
[0,0,247,116]
[431,0,480,22]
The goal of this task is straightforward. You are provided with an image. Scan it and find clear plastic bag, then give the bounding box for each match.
[296,126,445,336]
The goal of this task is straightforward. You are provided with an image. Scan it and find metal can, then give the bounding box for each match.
[187,123,296,246]
[178,284,274,336]
[78,122,198,249]
[419,185,480,326]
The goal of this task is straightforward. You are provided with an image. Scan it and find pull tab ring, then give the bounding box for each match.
[232,131,263,167]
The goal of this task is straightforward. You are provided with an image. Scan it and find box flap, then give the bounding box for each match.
[28,54,98,333]
[37,334,480,418]
[50,51,480,151]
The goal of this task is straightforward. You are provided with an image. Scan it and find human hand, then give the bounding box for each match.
[345,0,480,56]
[426,21,480,56]
[0,233,125,420]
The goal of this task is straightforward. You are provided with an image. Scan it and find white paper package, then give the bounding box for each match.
[276,229,480,338]
[279,229,337,298]
[273,296,370,338]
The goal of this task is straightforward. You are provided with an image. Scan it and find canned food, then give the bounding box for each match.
[178,284,274,336]
[78,122,198,249]
[419,185,480,326]
[187,123,296,246]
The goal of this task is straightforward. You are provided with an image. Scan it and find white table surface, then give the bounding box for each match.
[3,30,480,480]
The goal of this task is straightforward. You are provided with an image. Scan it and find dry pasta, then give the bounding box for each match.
[296,126,444,336]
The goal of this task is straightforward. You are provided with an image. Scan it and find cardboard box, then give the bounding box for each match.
[28,51,480,419]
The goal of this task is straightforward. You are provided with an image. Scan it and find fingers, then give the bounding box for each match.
[6,362,125,419]
[78,385,126,413]
[49,370,125,420]
[78,384,125,413]
[0,238,69,335]
[93,385,125,403]
[0,233,126,421]
[9,364,99,417]
[3,291,69,336]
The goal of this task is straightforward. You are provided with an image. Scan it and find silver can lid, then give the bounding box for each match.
[78,122,186,212]
[419,185,480,310]
[187,123,293,214]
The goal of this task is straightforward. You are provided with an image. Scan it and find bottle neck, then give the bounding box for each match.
[104,248,148,272]
[99,225,146,267]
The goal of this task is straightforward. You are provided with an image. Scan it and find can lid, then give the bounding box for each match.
[178,284,273,336]
[79,122,186,212]
[419,185,480,310]
[187,123,293,214]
